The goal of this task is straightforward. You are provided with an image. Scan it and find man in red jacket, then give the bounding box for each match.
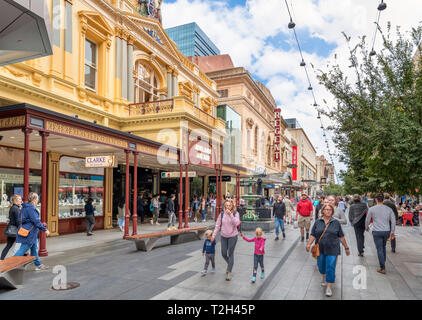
[296,193,313,241]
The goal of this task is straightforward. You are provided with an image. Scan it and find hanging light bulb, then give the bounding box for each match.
[378,1,387,11]
[369,49,376,56]
[308,85,313,90]
[300,59,306,67]
[313,102,318,107]
[288,19,296,29]
[317,112,321,119]
[320,125,323,129]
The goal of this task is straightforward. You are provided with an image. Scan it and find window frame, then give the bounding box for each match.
[84,38,98,91]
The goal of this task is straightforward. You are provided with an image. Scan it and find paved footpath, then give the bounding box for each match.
[0,220,421,300]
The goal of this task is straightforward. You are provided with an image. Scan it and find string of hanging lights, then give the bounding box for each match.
[369,0,387,56]
[283,0,338,181]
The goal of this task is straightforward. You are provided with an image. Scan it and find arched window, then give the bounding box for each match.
[260,133,266,162]
[134,61,159,103]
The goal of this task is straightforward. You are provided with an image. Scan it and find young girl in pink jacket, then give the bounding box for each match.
[241,227,266,283]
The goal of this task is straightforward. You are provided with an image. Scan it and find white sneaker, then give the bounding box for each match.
[321,281,326,287]
[325,287,333,297]
[150,219,153,225]
[155,222,160,225]
[35,264,49,271]
[202,220,206,222]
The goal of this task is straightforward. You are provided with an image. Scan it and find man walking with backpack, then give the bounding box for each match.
[296,193,313,241]
[273,195,286,240]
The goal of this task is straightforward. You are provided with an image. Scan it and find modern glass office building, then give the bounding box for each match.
[165,22,220,57]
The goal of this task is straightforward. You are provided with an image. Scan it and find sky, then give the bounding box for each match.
[161,0,422,183]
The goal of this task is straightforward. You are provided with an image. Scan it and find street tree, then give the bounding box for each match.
[317,23,422,196]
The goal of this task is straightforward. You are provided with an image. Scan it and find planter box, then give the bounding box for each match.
[240,220,275,232]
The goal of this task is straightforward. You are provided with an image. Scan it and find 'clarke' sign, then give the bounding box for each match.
[274,108,281,162]
[85,155,115,168]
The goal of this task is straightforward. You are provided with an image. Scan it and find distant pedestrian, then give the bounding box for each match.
[306,204,350,297]
[84,198,96,236]
[167,194,177,231]
[200,197,207,222]
[211,200,241,281]
[383,193,398,253]
[191,196,200,223]
[210,196,216,220]
[327,195,347,225]
[151,194,161,225]
[14,192,50,271]
[315,196,325,220]
[137,193,145,224]
[201,230,216,276]
[366,193,396,274]
[117,199,128,232]
[283,195,294,224]
[241,228,266,283]
[1,195,21,260]
[237,199,247,219]
[273,195,286,240]
[295,193,313,241]
[348,194,368,256]
[337,196,346,213]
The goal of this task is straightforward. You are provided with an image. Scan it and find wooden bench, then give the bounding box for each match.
[0,256,35,289]
[125,227,207,252]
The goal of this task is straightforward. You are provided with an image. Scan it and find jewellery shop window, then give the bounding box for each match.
[58,156,104,219]
[0,168,42,223]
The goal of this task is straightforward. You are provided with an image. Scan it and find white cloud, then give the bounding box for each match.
[162,0,422,181]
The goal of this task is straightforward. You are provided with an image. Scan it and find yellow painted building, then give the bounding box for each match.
[0,0,231,240]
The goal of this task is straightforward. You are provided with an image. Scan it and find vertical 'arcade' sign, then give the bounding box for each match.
[292,145,297,181]
[274,108,281,162]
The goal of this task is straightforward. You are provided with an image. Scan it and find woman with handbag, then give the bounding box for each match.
[306,204,350,297]
[14,192,50,271]
[1,195,22,260]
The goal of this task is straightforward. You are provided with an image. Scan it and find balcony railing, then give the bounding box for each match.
[128,99,174,116]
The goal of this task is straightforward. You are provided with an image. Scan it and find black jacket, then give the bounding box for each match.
[273,201,286,219]
[167,198,175,213]
[383,200,398,220]
[348,202,368,226]
[8,204,20,226]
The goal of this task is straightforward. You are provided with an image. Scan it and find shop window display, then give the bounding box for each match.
[0,168,41,223]
[58,156,104,219]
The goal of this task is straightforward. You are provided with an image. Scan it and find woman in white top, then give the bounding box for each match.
[327,195,347,225]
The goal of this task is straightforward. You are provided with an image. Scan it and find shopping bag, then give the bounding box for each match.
[293,220,298,229]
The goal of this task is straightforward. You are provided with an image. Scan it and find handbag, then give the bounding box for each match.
[4,224,17,237]
[311,221,330,259]
[17,211,33,237]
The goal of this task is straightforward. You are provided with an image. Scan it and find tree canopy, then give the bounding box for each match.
[317,23,422,196]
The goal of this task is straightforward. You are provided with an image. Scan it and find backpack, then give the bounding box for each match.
[220,210,241,232]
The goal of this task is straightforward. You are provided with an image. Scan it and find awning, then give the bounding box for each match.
[0,0,53,66]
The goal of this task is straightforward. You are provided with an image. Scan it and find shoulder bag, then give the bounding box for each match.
[4,224,17,237]
[17,211,33,237]
[311,221,330,258]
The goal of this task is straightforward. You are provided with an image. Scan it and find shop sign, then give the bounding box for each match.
[254,166,267,176]
[209,176,232,183]
[266,184,275,188]
[274,108,281,162]
[292,146,297,181]
[85,156,115,168]
[161,172,196,179]
[188,139,215,168]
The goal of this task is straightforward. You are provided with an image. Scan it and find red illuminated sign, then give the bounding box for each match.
[274,108,281,162]
[292,145,297,181]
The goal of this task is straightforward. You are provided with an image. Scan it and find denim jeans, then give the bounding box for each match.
[14,243,41,266]
[200,210,206,221]
[373,231,390,270]
[317,254,337,283]
[275,217,285,235]
[118,217,125,227]
[253,254,264,276]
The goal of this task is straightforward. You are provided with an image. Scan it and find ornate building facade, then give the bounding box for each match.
[0,0,235,244]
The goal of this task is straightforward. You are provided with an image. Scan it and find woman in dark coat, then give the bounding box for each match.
[1,195,22,260]
[348,194,368,256]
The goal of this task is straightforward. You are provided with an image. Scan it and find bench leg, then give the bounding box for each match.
[134,237,159,252]
[170,235,179,245]
[196,229,206,240]
[0,267,26,289]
